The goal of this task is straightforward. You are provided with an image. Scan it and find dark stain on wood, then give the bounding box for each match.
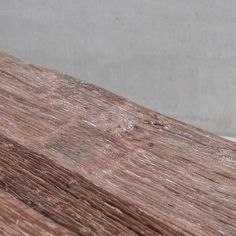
[0,53,236,235]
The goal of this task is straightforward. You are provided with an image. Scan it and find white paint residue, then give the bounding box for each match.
[139,151,156,166]
[165,178,175,184]
[127,120,134,129]
[48,74,58,80]
[83,120,96,127]
[218,230,225,235]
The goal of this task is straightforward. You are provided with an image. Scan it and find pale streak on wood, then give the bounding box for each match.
[0,53,236,235]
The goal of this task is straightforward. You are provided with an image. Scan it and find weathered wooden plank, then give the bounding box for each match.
[0,53,236,235]
[0,134,179,236]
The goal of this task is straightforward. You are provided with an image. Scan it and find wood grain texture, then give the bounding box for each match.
[0,53,236,235]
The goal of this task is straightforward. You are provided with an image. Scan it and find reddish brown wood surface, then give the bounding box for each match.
[0,53,236,235]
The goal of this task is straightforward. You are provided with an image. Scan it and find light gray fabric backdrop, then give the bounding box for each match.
[1,0,236,136]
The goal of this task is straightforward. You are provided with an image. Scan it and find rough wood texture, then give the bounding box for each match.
[0,53,236,236]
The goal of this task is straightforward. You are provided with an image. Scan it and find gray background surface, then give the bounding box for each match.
[0,0,235,136]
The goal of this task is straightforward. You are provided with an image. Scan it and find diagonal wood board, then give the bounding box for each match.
[0,53,236,236]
